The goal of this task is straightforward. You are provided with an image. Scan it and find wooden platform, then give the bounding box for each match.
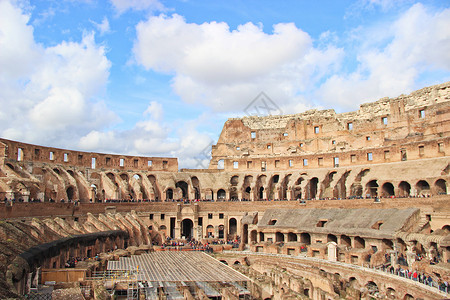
[107,252,249,282]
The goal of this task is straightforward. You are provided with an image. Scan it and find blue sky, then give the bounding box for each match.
[1,0,450,168]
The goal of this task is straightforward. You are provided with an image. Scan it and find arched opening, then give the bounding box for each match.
[53,168,60,175]
[175,181,188,198]
[159,225,167,235]
[366,180,378,197]
[181,219,194,239]
[382,239,393,250]
[386,287,396,299]
[67,170,75,177]
[403,294,414,300]
[218,225,224,238]
[217,189,226,200]
[259,186,264,199]
[120,173,128,182]
[106,172,115,182]
[416,180,430,196]
[206,225,214,238]
[381,182,395,197]
[233,261,241,265]
[220,260,228,265]
[275,232,284,242]
[250,230,257,243]
[308,177,318,199]
[228,218,237,238]
[148,175,160,201]
[327,234,338,243]
[191,176,201,200]
[398,181,411,197]
[340,235,351,247]
[243,175,253,200]
[230,176,239,186]
[259,232,265,242]
[365,281,379,297]
[435,179,447,195]
[66,186,75,201]
[300,233,311,245]
[287,232,297,242]
[166,188,173,200]
[354,236,365,249]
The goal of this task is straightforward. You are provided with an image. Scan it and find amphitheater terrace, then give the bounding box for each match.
[0,81,449,299]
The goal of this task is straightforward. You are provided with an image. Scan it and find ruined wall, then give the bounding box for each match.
[210,81,450,172]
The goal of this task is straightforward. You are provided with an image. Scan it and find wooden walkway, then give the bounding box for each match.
[107,252,249,282]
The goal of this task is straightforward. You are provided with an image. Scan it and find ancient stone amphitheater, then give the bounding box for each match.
[0,82,449,299]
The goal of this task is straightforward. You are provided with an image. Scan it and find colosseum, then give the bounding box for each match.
[0,82,449,299]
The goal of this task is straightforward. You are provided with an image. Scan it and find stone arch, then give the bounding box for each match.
[365,281,379,297]
[259,232,265,242]
[217,189,226,200]
[166,188,173,200]
[366,180,378,197]
[66,186,75,201]
[382,239,393,250]
[255,175,267,200]
[435,179,447,195]
[327,234,338,243]
[306,177,318,199]
[416,180,430,196]
[218,224,224,238]
[229,175,239,199]
[181,218,193,239]
[106,172,115,182]
[287,232,297,242]
[206,225,214,237]
[300,233,311,244]
[386,287,396,299]
[398,181,411,197]
[120,173,128,182]
[53,168,60,175]
[242,175,253,200]
[275,232,284,242]
[13,182,28,201]
[175,181,189,198]
[191,176,201,200]
[293,176,304,199]
[403,294,414,300]
[228,218,237,237]
[147,175,160,201]
[205,188,214,201]
[381,182,395,197]
[280,174,292,199]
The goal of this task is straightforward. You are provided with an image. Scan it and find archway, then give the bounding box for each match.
[181,219,194,239]
[308,177,318,199]
[175,181,188,198]
[66,186,75,201]
[366,180,378,197]
[229,218,237,237]
[166,188,173,200]
[206,225,214,238]
[327,234,337,243]
[435,179,447,195]
[217,189,226,200]
[287,232,297,242]
[365,281,379,296]
[381,182,395,197]
[354,236,365,249]
[398,181,411,197]
[300,233,311,244]
[218,225,224,238]
[416,180,430,196]
[275,232,284,242]
[340,235,351,247]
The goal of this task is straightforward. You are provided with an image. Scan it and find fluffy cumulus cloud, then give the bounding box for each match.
[0,0,116,147]
[133,14,344,114]
[317,3,450,109]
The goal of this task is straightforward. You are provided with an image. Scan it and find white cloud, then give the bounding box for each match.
[91,16,110,35]
[317,3,450,110]
[133,14,343,113]
[143,101,163,120]
[110,0,164,14]
[0,0,116,147]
